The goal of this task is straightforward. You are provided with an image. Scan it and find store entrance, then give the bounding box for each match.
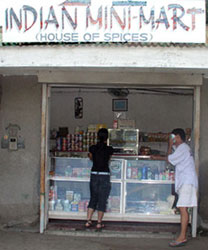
[42,85,198,236]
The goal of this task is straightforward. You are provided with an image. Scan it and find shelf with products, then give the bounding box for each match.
[125,180,174,184]
[124,182,175,216]
[49,157,123,181]
[124,158,176,217]
[139,132,170,143]
[139,141,168,145]
[50,131,98,153]
[108,129,139,155]
[125,159,175,182]
[48,157,123,218]
[47,155,179,222]
[48,180,122,217]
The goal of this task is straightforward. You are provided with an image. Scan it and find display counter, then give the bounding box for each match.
[48,155,180,223]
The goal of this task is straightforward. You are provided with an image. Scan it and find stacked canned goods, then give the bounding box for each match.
[82,132,97,152]
[56,132,97,152]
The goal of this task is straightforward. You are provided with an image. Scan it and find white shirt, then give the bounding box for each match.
[168,143,198,193]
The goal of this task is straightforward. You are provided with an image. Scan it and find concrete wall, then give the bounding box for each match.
[199,79,208,219]
[1,78,208,226]
[50,88,193,134]
[0,76,41,225]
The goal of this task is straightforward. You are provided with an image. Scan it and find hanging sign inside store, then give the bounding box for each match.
[0,0,206,43]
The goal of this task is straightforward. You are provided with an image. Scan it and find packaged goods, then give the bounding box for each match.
[55,199,63,211]
[84,200,89,211]
[56,137,61,151]
[166,169,170,180]
[71,202,79,212]
[66,191,74,202]
[49,185,57,200]
[137,168,142,180]
[49,200,56,211]
[78,201,85,212]
[113,120,118,129]
[82,168,90,178]
[65,165,72,177]
[162,172,166,180]
[127,167,131,179]
[62,138,67,151]
[74,193,81,202]
[63,200,70,212]
[154,169,159,180]
[72,168,79,177]
[131,168,138,179]
[147,167,152,180]
[142,166,147,180]
[170,171,175,181]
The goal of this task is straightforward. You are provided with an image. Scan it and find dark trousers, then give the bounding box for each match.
[88,174,111,212]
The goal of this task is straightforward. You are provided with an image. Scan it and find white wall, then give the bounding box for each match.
[50,88,193,134]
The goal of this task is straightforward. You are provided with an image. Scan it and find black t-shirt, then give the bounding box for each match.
[89,143,114,172]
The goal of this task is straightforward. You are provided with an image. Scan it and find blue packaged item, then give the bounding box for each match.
[142,166,147,179]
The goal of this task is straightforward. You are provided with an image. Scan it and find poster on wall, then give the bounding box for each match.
[0,0,206,43]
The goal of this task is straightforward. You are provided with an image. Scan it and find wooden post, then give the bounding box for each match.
[40,84,47,233]
[192,85,201,237]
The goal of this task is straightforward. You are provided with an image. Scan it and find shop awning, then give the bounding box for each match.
[0,44,208,85]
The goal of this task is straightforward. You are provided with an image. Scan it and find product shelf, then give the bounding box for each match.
[125,180,174,184]
[48,156,178,223]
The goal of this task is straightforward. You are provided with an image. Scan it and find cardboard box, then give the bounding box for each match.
[118,119,135,129]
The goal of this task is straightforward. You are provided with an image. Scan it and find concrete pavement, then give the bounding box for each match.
[0,227,208,250]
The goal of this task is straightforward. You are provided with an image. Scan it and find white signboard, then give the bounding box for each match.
[1,0,206,43]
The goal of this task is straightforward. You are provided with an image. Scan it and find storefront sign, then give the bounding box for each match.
[1,0,206,43]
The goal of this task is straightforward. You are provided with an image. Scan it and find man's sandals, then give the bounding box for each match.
[169,239,188,247]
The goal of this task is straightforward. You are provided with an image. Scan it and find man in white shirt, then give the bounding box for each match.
[152,128,198,247]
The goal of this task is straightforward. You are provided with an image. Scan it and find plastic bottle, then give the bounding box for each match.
[138,168,142,180]
[147,167,152,180]
[127,162,132,179]
[154,169,159,180]
[142,166,147,180]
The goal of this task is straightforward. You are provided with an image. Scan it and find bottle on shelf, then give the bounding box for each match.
[147,167,152,180]
[137,168,142,180]
[154,169,159,180]
[142,166,147,180]
[127,162,132,179]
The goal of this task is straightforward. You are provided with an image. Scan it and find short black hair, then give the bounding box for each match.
[98,128,108,143]
[172,128,186,142]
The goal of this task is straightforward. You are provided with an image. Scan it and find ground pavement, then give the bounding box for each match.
[0,225,208,250]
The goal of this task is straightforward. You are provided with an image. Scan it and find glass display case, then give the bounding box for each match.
[124,158,176,219]
[108,129,139,155]
[48,156,179,222]
[48,157,123,219]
